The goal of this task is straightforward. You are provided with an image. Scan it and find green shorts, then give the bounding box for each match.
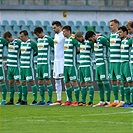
[0,66,5,81]
[7,66,20,80]
[79,66,93,82]
[36,64,51,80]
[95,63,109,81]
[64,66,77,82]
[121,62,132,82]
[110,62,121,80]
[20,67,35,81]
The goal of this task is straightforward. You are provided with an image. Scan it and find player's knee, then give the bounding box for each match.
[65,82,71,88]
[86,82,92,86]
[22,81,26,86]
[45,80,51,84]
[71,80,78,88]
[15,80,21,85]
[111,80,117,84]
[9,80,14,85]
[29,80,35,86]
[80,82,85,87]
[0,80,5,84]
[38,80,44,85]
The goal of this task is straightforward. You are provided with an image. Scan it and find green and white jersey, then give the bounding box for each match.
[64,36,80,66]
[20,39,38,68]
[121,38,132,62]
[79,40,93,67]
[110,32,121,62]
[0,37,7,67]
[7,39,21,67]
[130,38,133,63]
[37,35,54,65]
[94,36,110,66]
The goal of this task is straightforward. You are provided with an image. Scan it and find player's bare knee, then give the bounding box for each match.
[86,82,92,86]
[0,80,5,84]
[9,80,14,85]
[80,82,85,87]
[65,82,71,88]
[128,81,133,86]
[71,80,78,88]
[29,80,35,86]
[15,80,21,85]
[38,80,44,85]
[22,81,26,86]
[45,80,51,85]
[111,80,117,84]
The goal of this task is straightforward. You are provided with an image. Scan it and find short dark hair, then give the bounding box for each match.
[34,26,43,34]
[110,19,119,25]
[62,25,72,33]
[118,26,128,34]
[52,21,62,27]
[85,31,95,40]
[3,31,12,38]
[20,30,28,36]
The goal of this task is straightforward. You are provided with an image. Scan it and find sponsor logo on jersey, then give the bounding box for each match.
[80,45,86,52]
[110,39,115,45]
[9,45,14,51]
[94,43,99,50]
[100,75,105,79]
[70,76,76,80]
[21,47,26,53]
[54,39,58,45]
[120,45,124,52]
[38,43,43,50]
[64,44,69,50]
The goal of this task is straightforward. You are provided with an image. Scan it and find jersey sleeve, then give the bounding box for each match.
[1,38,8,46]
[48,37,54,48]
[31,41,38,56]
[100,36,110,47]
[128,38,132,46]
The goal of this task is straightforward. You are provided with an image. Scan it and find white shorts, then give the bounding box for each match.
[53,60,64,79]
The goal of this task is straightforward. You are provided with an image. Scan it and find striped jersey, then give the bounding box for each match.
[110,32,121,62]
[0,37,7,67]
[37,35,54,65]
[7,39,21,67]
[94,36,110,66]
[121,38,132,62]
[130,38,133,63]
[20,39,38,68]
[79,40,93,67]
[64,36,80,66]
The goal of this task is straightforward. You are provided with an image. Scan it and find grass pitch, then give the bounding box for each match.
[0,92,133,133]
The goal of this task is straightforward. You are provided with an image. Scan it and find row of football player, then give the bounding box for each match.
[0,20,133,107]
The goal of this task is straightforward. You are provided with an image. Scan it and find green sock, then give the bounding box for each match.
[97,82,104,101]
[112,84,119,101]
[47,84,53,102]
[120,85,124,101]
[22,85,28,102]
[0,82,7,101]
[81,86,87,103]
[39,84,45,102]
[124,86,130,104]
[88,85,94,103]
[31,84,37,101]
[74,86,80,102]
[103,81,111,102]
[130,86,133,103]
[17,84,22,100]
[66,86,72,102]
[9,85,15,100]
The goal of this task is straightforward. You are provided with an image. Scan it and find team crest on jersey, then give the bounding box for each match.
[64,44,69,50]
[54,39,58,45]
[80,45,86,52]
[38,43,43,50]
[110,39,115,45]
[94,43,99,50]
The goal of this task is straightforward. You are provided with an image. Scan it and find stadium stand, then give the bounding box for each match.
[35,20,42,27]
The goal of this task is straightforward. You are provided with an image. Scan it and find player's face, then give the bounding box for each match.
[110,21,118,32]
[75,36,84,43]
[35,32,44,38]
[5,37,12,42]
[118,29,124,39]
[88,35,95,42]
[52,24,60,34]
[20,33,28,42]
[126,26,133,34]
[62,29,70,38]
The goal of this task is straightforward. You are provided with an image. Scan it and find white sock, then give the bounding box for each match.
[55,79,62,101]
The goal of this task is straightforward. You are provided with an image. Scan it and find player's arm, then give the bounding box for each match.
[73,38,80,53]
[17,40,22,56]
[48,37,54,48]
[128,38,133,46]
[31,41,38,56]
[1,37,9,46]
[100,36,110,47]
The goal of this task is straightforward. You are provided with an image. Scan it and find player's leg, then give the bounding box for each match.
[5,67,15,105]
[53,60,64,105]
[36,65,45,105]
[0,66,7,105]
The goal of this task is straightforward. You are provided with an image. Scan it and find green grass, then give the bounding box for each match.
[0,92,133,133]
